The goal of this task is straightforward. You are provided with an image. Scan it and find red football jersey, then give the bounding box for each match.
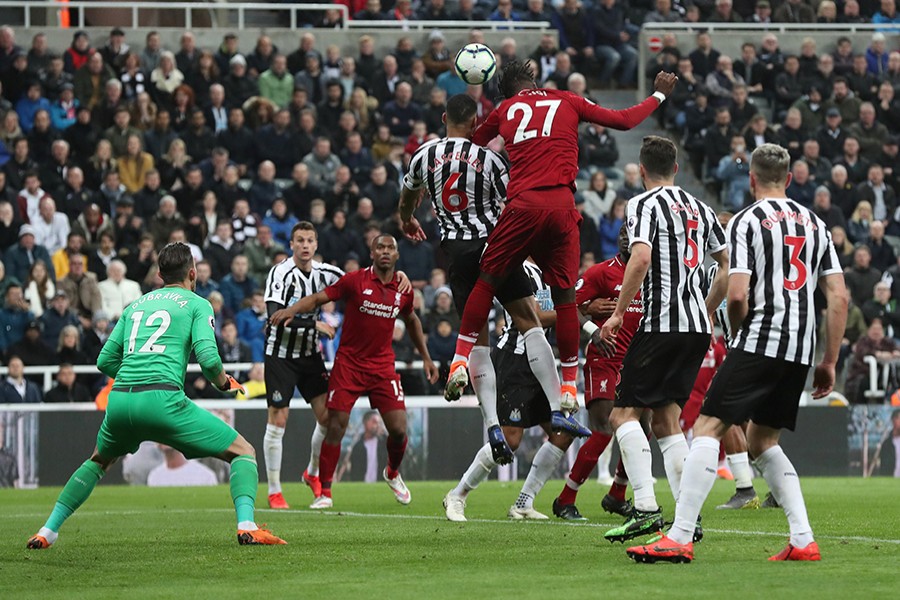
[325,267,413,371]
[472,89,660,207]
[576,255,643,365]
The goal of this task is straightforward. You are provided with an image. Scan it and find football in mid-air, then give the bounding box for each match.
[454,43,497,85]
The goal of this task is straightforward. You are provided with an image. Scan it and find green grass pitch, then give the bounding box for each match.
[1,478,897,599]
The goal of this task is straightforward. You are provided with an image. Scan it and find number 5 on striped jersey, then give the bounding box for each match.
[784,235,808,290]
[683,218,700,268]
[441,172,470,212]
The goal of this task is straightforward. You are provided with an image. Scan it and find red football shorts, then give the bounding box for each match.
[479,188,583,289]
[326,360,406,414]
[681,391,704,431]
[585,360,620,404]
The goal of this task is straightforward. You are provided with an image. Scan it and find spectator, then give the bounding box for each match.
[132,168,167,222]
[846,318,900,402]
[854,164,896,222]
[51,232,85,281]
[382,82,422,138]
[218,319,252,366]
[230,199,258,246]
[362,163,399,220]
[704,107,736,176]
[4,224,54,282]
[427,318,457,365]
[80,310,110,363]
[64,30,92,75]
[868,221,897,272]
[688,31,720,80]
[117,134,154,195]
[259,54,293,110]
[149,195,185,249]
[143,110,178,163]
[778,108,807,162]
[0,355,41,403]
[71,202,113,249]
[832,226,855,269]
[149,51,184,112]
[728,84,757,131]
[733,42,766,96]
[98,27,129,72]
[580,171,618,224]
[321,209,366,266]
[8,319,55,366]
[216,108,254,175]
[32,196,69,255]
[23,259,54,318]
[828,165,857,219]
[302,137,341,190]
[219,255,257,314]
[88,230,117,281]
[56,253,101,322]
[16,170,51,224]
[802,139,833,184]
[244,224,285,285]
[743,113,779,152]
[848,53,880,103]
[785,160,817,207]
[592,0,638,87]
[0,282,32,354]
[836,136,871,185]
[235,290,267,362]
[40,292,79,349]
[867,33,889,77]
[255,109,298,179]
[716,134,752,211]
[791,85,826,133]
[123,234,158,292]
[223,55,258,109]
[849,102,889,157]
[262,199,297,252]
[424,287,459,333]
[775,55,803,119]
[710,0,743,22]
[195,260,218,299]
[617,163,643,199]
[39,140,72,203]
[849,200,874,245]
[103,105,140,158]
[15,81,50,134]
[422,31,451,80]
[5,138,36,194]
[774,0,815,22]
[817,108,847,162]
[44,363,91,403]
[98,260,141,320]
[644,0,683,23]
[863,281,900,330]
[598,198,626,259]
[846,245,884,307]
[812,186,847,232]
[205,220,239,281]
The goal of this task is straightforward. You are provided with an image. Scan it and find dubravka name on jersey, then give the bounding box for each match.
[130,291,190,310]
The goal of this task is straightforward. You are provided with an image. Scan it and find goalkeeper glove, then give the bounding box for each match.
[218,375,247,395]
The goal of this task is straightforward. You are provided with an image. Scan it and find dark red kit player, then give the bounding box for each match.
[271,235,439,508]
[446,63,677,425]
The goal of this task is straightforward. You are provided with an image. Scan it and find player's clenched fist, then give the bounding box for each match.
[653,72,678,97]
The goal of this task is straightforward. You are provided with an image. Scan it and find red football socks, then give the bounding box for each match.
[386,435,408,480]
[559,432,612,504]
[454,279,497,360]
[609,458,628,501]
[319,441,341,498]
[555,302,579,384]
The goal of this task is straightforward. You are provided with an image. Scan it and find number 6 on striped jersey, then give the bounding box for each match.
[441,172,470,212]
[783,235,808,290]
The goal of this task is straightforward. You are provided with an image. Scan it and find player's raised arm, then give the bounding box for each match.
[96,314,126,378]
[577,72,677,131]
[400,310,439,384]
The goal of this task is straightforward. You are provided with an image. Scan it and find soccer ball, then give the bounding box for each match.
[454,43,497,86]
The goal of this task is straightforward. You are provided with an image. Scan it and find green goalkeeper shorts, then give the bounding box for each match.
[96,386,239,460]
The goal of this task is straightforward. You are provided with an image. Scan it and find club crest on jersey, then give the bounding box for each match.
[272,390,282,403]
[575,279,583,291]
[509,409,522,422]
[395,292,402,305]
[363,289,373,296]
[600,379,608,393]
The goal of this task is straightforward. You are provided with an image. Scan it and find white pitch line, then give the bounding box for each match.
[5,507,898,546]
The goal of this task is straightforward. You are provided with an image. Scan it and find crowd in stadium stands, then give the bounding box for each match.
[1,0,900,403]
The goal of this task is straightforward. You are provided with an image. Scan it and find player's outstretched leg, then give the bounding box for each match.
[470,343,513,464]
[447,278,499,400]
[717,425,760,510]
[554,431,610,520]
[753,442,819,561]
[27,456,108,549]
[263,420,289,509]
[510,440,567,520]
[444,443,499,522]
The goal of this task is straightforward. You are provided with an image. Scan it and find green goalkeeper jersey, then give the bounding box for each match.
[97,286,224,389]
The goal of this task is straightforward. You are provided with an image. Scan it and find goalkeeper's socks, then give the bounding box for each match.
[37,527,58,545]
[230,455,258,526]
[44,459,105,533]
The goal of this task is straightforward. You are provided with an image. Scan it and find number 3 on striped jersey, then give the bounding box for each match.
[783,235,808,290]
[508,100,561,144]
[441,172,470,212]
[683,218,700,268]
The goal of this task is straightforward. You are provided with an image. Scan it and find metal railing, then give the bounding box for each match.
[0,1,348,30]
[344,19,551,31]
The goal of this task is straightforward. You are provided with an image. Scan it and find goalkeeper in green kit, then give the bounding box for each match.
[27,242,286,548]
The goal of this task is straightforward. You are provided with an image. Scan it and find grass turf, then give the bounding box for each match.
[0,478,897,599]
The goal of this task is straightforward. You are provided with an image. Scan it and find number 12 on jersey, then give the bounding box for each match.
[127,310,171,354]
[507,99,561,144]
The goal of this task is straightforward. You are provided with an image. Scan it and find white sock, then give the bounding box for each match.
[38,526,58,544]
[727,452,754,490]
[307,423,327,477]
[263,424,285,495]
[237,521,258,531]
[754,445,815,549]
[597,438,614,479]
[470,346,499,428]
[658,432,689,502]
[616,420,657,512]
[452,443,497,498]
[523,328,561,411]
[514,443,565,509]
[670,436,720,545]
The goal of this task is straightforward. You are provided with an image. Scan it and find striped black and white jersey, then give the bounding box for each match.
[496,262,552,354]
[727,197,842,366]
[627,186,727,334]
[403,137,508,241]
[263,258,344,359]
[704,262,732,345]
